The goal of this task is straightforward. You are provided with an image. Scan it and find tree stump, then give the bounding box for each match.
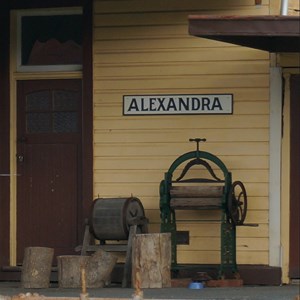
[21,247,54,288]
[58,251,117,288]
[57,255,90,288]
[86,249,118,288]
[132,233,171,288]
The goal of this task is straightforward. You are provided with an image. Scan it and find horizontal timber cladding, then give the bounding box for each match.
[93,0,270,265]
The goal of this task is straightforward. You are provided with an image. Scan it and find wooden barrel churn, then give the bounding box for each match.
[89,197,146,240]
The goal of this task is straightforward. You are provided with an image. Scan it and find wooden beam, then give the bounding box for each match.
[6,296,173,300]
[10,297,132,300]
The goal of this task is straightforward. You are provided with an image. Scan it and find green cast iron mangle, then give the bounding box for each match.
[159,138,251,279]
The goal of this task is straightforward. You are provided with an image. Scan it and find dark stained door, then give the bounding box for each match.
[17,79,82,264]
[290,74,300,278]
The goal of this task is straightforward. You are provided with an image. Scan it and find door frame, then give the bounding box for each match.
[0,5,10,269]
[289,74,300,279]
[0,0,92,270]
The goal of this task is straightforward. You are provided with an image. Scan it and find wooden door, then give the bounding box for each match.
[290,74,300,278]
[16,79,82,264]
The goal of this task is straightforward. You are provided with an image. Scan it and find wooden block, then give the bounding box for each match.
[57,255,90,288]
[132,233,171,288]
[87,249,118,288]
[21,247,54,289]
[58,251,117,289]
[171,278,192,288]
[206,279,243,287]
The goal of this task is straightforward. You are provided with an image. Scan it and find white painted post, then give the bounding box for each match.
[269,67,282,267]
[280,0,289,15]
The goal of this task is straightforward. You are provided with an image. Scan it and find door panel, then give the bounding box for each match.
[290,74,300,278]
[17,79,82,264]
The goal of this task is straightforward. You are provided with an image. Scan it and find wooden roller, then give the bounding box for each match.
[170,186,223,209]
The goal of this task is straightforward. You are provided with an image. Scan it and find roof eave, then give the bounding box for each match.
[188,15,300,53]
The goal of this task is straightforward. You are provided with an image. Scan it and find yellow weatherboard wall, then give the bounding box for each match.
[93,0,270,265]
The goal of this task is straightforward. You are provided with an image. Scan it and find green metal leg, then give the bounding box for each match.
[161,209,177,267]
[220,221,238,278]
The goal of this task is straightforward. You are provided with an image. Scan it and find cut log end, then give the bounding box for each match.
[21,247,54,289]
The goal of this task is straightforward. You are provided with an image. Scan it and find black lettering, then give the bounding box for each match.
[157,98,166,111]
[202,97,211,110]
[192,97,200,110]
[178,97,189,111]
[212,97,223,110]
[149,98,156,111]
[127,98,139,112]
[167,98,177,111]
[141,98,149,111]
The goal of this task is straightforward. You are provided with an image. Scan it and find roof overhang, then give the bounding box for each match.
[188,15,300,53]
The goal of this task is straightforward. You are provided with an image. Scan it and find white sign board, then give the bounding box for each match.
[123,94,233,115]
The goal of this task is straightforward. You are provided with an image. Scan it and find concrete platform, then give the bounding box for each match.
[0,282,299,300]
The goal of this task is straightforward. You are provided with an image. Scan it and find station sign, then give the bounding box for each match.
[123,94,233,115]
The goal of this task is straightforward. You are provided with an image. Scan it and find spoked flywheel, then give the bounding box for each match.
[227,181,248,225]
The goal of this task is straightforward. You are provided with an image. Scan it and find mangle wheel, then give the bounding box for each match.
[227,181,247,225]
